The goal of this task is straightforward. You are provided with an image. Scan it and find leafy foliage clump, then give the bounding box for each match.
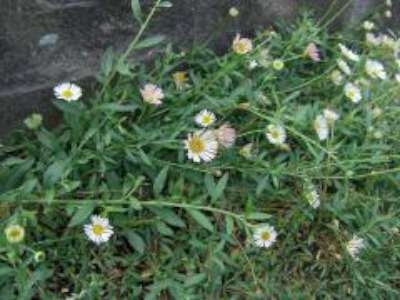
[1,1,400,299]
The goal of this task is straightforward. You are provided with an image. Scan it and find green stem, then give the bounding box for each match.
[100,0,162,95]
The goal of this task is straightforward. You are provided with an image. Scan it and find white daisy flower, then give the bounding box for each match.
[365,59,387,80]
[195,109,216,127]
[215,123,236,148]
[84,215,114,245]
[229,7,239,17]
[253,224,278,248]
[140,83,164,105]
[305,187,320,209]
[314,115,329,141]
[330,70,344,86]
[363,21,375,31]
[4,224,25,243]
[385,10,392,18]
[365,33,382,46]
[232,34,253,55]
[381,34,396,48]
[337,59,352,75]
[346,236,365,260]
[266,124,287,145]
[54,82,82,102]
[338,43,360,62]
[395,74,400,83]
[185,130,218,163]
[344,82,362,103]
[323,108,340,125]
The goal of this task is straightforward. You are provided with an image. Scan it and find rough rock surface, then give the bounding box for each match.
[0,0,396,137]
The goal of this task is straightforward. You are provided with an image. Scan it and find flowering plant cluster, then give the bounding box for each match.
[0,1,399,298]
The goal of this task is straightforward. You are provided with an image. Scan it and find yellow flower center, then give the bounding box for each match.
[189,136,205,154]
[260,231,270,241]
[61,89,73,99]
[92,224,105,236]
[173,72,187,84]
[9,229,22,238]
[202,115,212,125]
[235,41,247,53]
[271,130,280,139]
[347,90,355,99]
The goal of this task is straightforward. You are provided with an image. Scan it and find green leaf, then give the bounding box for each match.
[150,207,186,228]
[52,100,82,115]
[43,160,68,188]
[125,231,145,254]
[158,1,173,8]
[100,47,114,77]
[186,209,214,232]
[156,221,174,236]
[138,149,153,166]
[184,273,206,287]
[246,212,272,220]
[0,266,14,278]
[211,173,229,202]
[68,203,95,227]
[131,0,143,24]
[153,166,169,196]
[204,174,215,197]
[98,103,138,112]
[133,35,165,50]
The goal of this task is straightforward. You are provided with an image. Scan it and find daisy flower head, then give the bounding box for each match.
[338,43,360,62]
[140,83,164,105]
[365,33,382,46]
[323,108,340,125]
[363,21,375,31]
[365,59,387,80]
[195,109,216,127]
[337,59,352,75]
[385,10,392,18]
[172,71,188,90]
[5,224,25,243]
[232,34,253,55]
[314,115,329,141]
[84,215,114,245]
[229,7,239,18]
[253,224,278,248]
[330,69,344,86]
[304,42,320,62]
[54,82,82,102]
[266,124,287,145]
[346,236,365,260]
[185,130,218,163]
[215,123,236,148]
[272,59,285,71]
[395,73,400,83]
[344,82,362,103]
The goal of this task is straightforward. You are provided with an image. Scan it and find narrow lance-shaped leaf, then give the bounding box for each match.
[186,209,214,232]
[131,0,143,24]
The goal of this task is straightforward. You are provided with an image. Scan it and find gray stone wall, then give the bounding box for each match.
[0,0,396,137]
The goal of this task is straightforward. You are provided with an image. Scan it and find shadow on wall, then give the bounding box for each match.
[0,0,392,137]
